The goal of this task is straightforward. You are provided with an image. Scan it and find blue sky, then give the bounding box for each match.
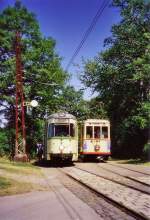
[0,0,121,99]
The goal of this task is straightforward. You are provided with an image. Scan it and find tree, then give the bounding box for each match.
[81,0,150,158]
[0,128,10,156]
[58,86,88,120]
[0,2,68,155]
[86,97,107,119]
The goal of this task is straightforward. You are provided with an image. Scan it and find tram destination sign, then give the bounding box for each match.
[87,122,108,125]
[53,118,70,124]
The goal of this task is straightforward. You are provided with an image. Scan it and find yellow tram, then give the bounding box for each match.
[44,112,78,162]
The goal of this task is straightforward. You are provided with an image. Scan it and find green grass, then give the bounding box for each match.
[0,158,48,196]
[0,176,11,189]
[120,159,150,166]
[0,176,39,196]
[109,158,150,166]
[0,158,40,175]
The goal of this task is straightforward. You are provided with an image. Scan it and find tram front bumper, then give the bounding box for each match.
[50,153,73,161]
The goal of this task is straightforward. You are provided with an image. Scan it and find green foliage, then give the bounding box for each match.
[81,0,150,158]
[57,86,88,120]
[85,97,107,119]
[0,129,9,156]
[0,3,87,157]
[0,3,69,156]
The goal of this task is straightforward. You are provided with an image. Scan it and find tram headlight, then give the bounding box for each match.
[68,146,71,152]
[95,145,100,151]
[68,146,72,154]
[59,145,64,151]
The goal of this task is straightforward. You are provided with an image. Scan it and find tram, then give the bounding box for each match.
[79,119,111,161]
[44,112,78,162]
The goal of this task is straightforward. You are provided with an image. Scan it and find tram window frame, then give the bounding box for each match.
[70,123,75,137]
[101,126,108,138]
[48,124,54,137]
[94,126,100,138]
[86,126,93,138]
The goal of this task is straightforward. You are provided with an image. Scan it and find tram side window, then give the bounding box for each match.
[86,126,93,138]
[48,124,54,137]
[101,126,108,138]
[70,124,75,137]
[55,125,69,137]
[94,126,100,138]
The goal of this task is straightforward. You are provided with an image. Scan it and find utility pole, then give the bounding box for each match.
[14,31,27,162]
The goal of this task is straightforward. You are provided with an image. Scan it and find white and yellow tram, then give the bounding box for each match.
[44,112,78,162]
[79,119,111,161]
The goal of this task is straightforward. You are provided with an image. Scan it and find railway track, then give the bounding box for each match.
[61,166,150,220]
[107,162,150,176]
[75,165,150,195]
[97,163,150,188]
[41,166,142,220]
[58,167,142,220]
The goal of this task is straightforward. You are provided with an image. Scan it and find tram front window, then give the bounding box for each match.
[55,125,69,136]
[86,126,93,138]
[54,124,75,137]
[101,126,108,138]
[94,126,100,138]
[48,124,54,137]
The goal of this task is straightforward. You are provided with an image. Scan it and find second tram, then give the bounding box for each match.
[79,119,111,161]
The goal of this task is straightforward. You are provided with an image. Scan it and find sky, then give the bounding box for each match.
[0,0,121,99]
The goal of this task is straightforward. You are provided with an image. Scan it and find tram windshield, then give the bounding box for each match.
[101,126,108,138]
[86,125,109,139]
[86,126,92,138]
[48,123,75,137]
[94,126,100,138]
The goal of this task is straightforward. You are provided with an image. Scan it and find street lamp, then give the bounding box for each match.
[24,100,38,115]
[30,100,38,107]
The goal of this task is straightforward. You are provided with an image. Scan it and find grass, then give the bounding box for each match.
[109,157,150,166]
[0,157,40,175]
[0,158,48,196]
[0,176,36,196]
[120,159,150,166]
[0,176,11,189]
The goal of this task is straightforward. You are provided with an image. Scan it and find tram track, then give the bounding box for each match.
[41,166,141,220]
[98,162,150,190]
[97,163,150,187]
[75,164,150,195]
[61,166,150,220]
[107,162,150,176]
[58,167,140,220]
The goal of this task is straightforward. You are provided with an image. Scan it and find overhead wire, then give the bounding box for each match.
[65,0,111,72]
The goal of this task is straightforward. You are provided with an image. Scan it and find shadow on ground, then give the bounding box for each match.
[33,157,106,168]
[33,159,75,168]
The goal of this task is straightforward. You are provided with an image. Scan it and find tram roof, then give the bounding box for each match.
[47,112,76,120]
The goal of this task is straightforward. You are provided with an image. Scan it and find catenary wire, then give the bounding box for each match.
[65,0,111,72]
